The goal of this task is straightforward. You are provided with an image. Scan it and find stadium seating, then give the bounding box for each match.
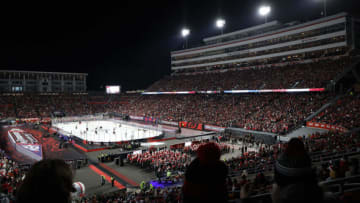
[117,93,335,133]
[313,93,360,129]
[148,57,351,91]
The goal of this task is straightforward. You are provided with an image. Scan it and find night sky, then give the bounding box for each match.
[1,0,359,91]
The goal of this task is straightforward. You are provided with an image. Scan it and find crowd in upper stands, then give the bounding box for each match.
[149,57,351,91]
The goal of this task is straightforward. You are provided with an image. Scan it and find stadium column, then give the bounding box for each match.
[61,75,64,92]
[49,74,52,92]
[23,74,26,92]
[83,75,87,92]
[8,73,11,92]
[73,75,76,92]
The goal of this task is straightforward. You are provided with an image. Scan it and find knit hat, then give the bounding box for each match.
[196,142,221,164]
[274,138,314,186]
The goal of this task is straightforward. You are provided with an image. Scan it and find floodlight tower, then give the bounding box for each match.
[181,28,190,48]
[259,5,271,23]
[216,18,226,35]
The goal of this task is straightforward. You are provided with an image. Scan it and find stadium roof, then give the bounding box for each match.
[0,70,88,75]
[203,20,280,42]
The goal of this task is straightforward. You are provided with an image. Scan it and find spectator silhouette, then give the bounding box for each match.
[16,159,75,203]
[272,138,323,203]
[182,142,228,203]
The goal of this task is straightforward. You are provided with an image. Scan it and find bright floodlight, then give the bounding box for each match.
[181,28,190,37]
[216,19,226,28]
[259,6,271,16]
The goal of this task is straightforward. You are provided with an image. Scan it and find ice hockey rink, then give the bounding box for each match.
[53,120,163,143]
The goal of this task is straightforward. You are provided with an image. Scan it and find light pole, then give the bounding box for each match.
[216,18,226,35]
[259,5,271,23]
[323,0,327,17]
[181,28,190,48]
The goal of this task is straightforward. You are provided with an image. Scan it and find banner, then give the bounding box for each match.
[52,115,105,124]
[141,88,325,95]
[179,121,204,131]
[18,117,51,124]
[144,117,158,124]
[306,121,347,132]
[160,120,178,126]
[129,115,143,121]
[204,125,225,132]
[142,91,196,95]
[224,88,325,94]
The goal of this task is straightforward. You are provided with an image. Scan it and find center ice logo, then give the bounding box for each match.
[22,144,41,152]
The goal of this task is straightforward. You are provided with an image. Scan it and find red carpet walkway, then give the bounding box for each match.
[88,164,126,189]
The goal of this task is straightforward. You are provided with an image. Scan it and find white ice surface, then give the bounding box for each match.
[53,120,162,142]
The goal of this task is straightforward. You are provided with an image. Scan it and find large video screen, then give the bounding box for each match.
[106,86,121,94]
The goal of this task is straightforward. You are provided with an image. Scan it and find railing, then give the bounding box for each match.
[319,175,360,196]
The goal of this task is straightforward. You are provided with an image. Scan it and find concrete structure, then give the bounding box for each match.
[0,70,87,93]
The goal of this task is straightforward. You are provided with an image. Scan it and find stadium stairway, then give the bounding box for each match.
[284,92,342,137]
[289,58,360,135]
[304,94,343,122]
[285,126,329,139]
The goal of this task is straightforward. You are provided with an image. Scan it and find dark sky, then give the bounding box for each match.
[0,0,359,91]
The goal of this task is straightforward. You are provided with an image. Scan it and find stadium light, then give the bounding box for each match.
[216,18,226,35]
[181,28,190,37]
[216,19,225,28]
[259,5,271,23]
[181,28,190,48]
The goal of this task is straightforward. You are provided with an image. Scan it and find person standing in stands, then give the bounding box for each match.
[182,142,228,203]
[110,176,115,187]
[140,180,145,191]
[16,159,75,203]
[166,169,172,182]
[271,138,325,203]
[101,175,105,186]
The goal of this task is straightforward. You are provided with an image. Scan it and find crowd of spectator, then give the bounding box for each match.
[117,92,334,133]
[0,94,117,119]
[304,131,360,154]
[183,142,232,155]
[313,93,360,129]
[0,96,16,119]
[0,129,359,202]
[1,57,358,135]
[149,57,351,91]
[1,90,359,135]
[225,130,360,176]
[78,186,183,203]
[0,150,27,202]
[84,130,360,202]
[127,149,191,173]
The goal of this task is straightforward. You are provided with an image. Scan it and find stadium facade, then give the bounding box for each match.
[0,70,87,93]
[171,12,359,73]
